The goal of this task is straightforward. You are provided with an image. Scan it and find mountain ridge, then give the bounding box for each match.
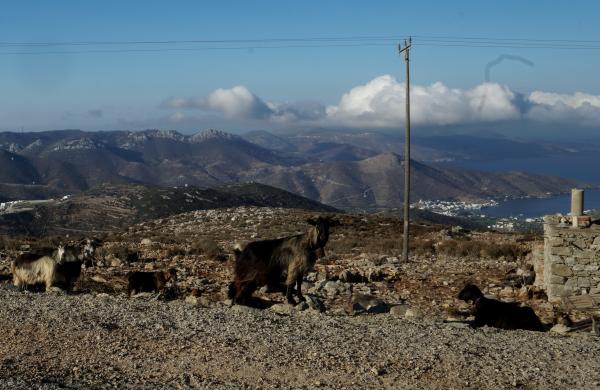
[0,129,590,210]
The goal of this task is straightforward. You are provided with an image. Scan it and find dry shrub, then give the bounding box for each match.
[410,239,435,256]
[189,238,223,259]
[437,240,484,257]
[481,242,526,260]
[103,246,139,263]
[436,239,528,260]
[167,246,186,257]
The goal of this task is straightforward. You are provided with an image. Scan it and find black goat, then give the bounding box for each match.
[127,268,177,295]
[229,216,338,306]
[458,284,545,332]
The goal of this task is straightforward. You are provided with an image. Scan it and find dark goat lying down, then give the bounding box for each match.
[229,216,338,306]
[127,268,177,295]
[458,284,545,332]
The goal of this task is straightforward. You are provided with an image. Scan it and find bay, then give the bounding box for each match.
[440,153,600,218]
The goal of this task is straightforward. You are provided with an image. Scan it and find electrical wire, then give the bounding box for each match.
[2,34,600,55]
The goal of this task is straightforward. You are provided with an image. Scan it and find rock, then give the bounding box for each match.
[110,258,122,267]
[404,307,422,319]
[323,281,341,296]
[305,295,326,312]
[141,238,153,246]
[347,294,389,315]
[338,269,366,283]
[305,272,318,282]
[386,256,399,264]
[367,268,385,282]
[131,292,154,298]
[47,287,65,294]
[389,304,409,317]
[230,304,258,314]
[185,295,199,305]
[269,303,294,315]
[444,321,471,329]
[550,324,569,334]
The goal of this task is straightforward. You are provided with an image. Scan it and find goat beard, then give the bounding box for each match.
[315,248,326,259]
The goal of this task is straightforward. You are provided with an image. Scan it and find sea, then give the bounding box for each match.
[441,152,600,218]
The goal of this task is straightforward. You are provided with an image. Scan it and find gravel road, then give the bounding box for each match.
[0,287,599,389]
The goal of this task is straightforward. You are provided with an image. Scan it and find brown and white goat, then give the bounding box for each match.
[12,244,83,292]
[229,216,339,306]
[127,268,178,295]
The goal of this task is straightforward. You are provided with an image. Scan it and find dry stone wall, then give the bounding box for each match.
[541,215,600,303]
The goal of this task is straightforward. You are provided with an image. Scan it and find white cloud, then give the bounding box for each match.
[326,75,520,127]
[526,90,600,125]
[206,86,273,119]
[162,86,326,122]
[162,76,600,128]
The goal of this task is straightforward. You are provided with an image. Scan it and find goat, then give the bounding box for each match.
[229,216,339,306]
[458,284,545,332]
[79,238,101,266]
[127,268,177,295]
[12,244,83,292]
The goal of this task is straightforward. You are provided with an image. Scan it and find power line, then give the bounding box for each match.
[3,34,600,55]
[4,33,600,47]
[0,42,397,55]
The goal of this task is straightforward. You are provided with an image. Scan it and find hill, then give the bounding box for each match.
[0,182,337,236]
[241,152,583,210]
[0,129,589,209]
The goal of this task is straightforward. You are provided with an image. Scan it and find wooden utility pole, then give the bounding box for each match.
[399,37,411,262]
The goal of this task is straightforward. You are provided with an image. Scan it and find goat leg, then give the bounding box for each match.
[286,284,297,305]
[296,274,305,302]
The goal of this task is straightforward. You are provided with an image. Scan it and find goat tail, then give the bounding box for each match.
[227,282,237,300]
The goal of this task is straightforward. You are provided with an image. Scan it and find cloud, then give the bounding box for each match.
[326,75,520,127]
[162,76,600,128]
[525,91,600,125]
[206,86,273,119]
[162,85,326,122]
[162,86,272,119]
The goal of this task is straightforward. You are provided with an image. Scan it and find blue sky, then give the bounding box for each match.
[2,1,600,133]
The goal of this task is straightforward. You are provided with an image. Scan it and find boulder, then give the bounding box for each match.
[338,269,366,283]
[305,295,326,312]
[389,304,409,317]
[404,307,422,319]
[346,294,389,315]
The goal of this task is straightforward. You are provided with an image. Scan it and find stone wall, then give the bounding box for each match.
[540,215,600,303]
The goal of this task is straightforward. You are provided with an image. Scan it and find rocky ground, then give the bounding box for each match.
[0,206,599,388]
[0,288,599,389]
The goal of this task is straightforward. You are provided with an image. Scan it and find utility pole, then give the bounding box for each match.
[399,37,411,262]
